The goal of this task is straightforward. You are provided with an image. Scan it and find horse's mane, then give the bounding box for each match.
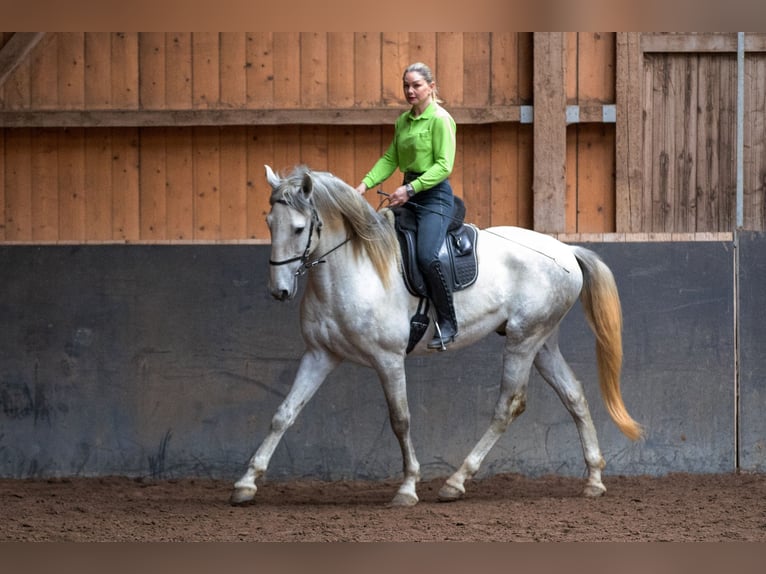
[272,165,401,286]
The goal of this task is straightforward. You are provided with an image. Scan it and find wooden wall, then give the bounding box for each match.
[618,32,766,234]
[0,32,763,243]
[0,32,540,243]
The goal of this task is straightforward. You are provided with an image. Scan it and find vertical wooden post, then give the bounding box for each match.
[616,33,644,232]
[533,33,567,233]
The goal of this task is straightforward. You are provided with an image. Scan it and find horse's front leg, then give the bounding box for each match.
[230,348,340,505]
[375,360,421,507]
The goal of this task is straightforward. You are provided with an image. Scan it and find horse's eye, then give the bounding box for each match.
[294,226,305,236]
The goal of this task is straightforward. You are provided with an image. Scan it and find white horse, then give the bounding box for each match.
[230,165,643,507]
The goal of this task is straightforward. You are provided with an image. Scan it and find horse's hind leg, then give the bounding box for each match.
[230,349,340,505]
[533,332,606,497]
[438,344,535,502]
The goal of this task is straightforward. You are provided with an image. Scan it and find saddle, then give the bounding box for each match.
[392,196,479,353]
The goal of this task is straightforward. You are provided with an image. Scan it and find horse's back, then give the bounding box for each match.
[478,225,582,279]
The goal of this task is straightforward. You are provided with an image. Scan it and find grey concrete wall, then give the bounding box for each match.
[0,239,747,481]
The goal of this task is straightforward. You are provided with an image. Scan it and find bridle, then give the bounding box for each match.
[268,198,351,276]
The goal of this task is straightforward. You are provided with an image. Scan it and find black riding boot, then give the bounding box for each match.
[424,260,458,350]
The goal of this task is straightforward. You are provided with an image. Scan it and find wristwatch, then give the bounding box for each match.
[405,183,415,197]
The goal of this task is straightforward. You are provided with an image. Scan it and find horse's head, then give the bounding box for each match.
[264,165,322,301]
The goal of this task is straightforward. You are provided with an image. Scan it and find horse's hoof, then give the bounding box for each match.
[582,483,606,498]
[438,483,464,502]
[388,492,419,507]
[229,486,257,506]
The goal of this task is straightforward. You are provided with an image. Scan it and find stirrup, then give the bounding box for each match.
[428,322,456,351]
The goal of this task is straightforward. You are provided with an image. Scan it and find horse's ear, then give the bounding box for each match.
[301,172,313,198]
[264,165,280,190]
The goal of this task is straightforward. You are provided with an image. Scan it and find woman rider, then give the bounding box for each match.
[355,62,458,350]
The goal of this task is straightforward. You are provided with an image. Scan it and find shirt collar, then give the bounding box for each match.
[408,100,436,121]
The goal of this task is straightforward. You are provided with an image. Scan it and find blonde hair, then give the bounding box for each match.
[403,62,443,104]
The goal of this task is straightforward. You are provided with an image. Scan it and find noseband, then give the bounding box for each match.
[268,198,350,276]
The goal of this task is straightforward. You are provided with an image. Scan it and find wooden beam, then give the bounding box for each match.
[0,105,524,127]
[0,32,45,89]
[616,33,644,233]
[641,32,766,53]
[533,32,567,233]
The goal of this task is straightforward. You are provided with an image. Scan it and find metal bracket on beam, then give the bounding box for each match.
[520,105,534,124]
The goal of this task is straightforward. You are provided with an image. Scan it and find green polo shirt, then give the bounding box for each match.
[361,101,456,194]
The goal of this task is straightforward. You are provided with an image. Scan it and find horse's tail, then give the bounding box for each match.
[572,246,644,441]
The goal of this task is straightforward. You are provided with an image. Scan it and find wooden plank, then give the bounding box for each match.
[30,128,58,241]
[139,128,167,239]
[652,55,673,232]
[246,125,273,240]
[518,33,533,104]
[517,124,534,229]
[408,33,436,69]
[491,32,518,105]
[576,124,615,233]
[746,55,766,230]
[328,33,354,108]
[462,125,491,228]
[0,106,522,127]
[462,33,490,107]
[220,33,247,108]
[327,125,355,188]
[57,33,84,109]
[166,33,193,109]
[565,126,577,232]
[489,122,517,226]
[436,32,463,106]
[354,125,385,203]
[695,55,718,232]
[641,32,766,53]
[273,33,300,108]
[86,33,112,108]
[138,33,166,109]
[674,56,697,233]
[165,127,194,240]
[300,32,327,108]
[111,127,139,241]
[192,32,220,109]
[245,32,273,108]
[381,32,408,106]
[577,32,615,103]
[30,33,57,109]
[57,128,86,240]
[300,125,328,171]
[193,126,221,239]
[273,124,299,175]
[0,32,44,90]
[717,54,736,232]
[616,33,644,232]
[111,33,139,109]
[354,32,380,107]
[219,127,247,239]
[533,32,567,233]
[565,32,578,103]
[3,128,32,239]
[84,128,113,240]
[451,127,463,199]
[0,32,31,109]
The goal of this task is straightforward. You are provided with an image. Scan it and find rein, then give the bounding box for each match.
[268,198,351,276]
